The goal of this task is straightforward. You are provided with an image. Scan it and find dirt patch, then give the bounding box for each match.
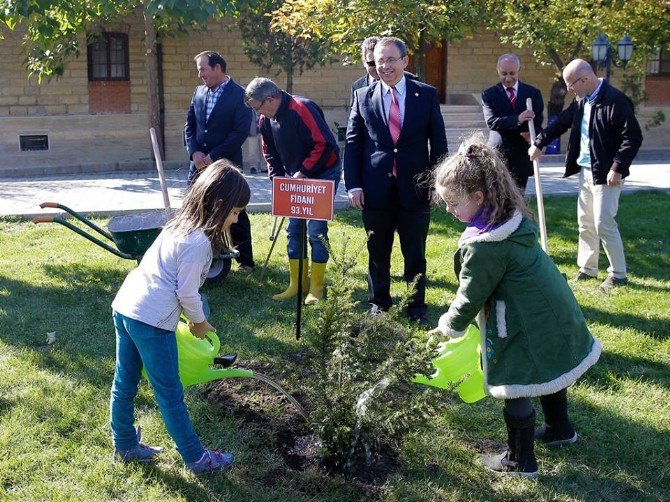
[203,358,397,497]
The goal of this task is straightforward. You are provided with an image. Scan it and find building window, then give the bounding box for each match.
[87,33,129,81]
[646,47,670,75]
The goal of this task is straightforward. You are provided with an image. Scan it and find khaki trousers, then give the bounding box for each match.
[577,167,626,279]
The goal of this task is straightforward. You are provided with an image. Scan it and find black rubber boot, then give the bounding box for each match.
[536,389,578,447]
[480,410,539,477]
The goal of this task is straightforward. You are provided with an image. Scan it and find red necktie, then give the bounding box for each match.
[507,86,516,108]
[388,86,401,177]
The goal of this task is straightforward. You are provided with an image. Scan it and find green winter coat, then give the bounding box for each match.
[437,211,601,399]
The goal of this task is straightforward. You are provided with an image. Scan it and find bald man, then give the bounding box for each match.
[529,59,642,292]
[482,53,544,191]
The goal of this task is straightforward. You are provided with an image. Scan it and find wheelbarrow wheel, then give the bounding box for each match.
[207,257,232,281]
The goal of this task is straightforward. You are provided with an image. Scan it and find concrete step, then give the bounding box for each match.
[440,105,483,114]
[443,117,487,129]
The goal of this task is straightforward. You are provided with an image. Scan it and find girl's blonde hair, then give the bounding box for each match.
[433,134,530,227]
[165,160,250,252]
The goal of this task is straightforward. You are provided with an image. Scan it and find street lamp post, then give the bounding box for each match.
[592,34,634,81]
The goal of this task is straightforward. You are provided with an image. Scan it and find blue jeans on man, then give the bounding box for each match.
[285,163,341,263]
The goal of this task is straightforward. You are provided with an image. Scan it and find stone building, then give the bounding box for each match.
[1,16,667,177]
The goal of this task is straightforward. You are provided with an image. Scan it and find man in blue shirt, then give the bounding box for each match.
[530,59,642,292]
[184,51,255,272]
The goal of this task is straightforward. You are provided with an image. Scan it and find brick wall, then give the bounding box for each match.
[159,18,360,163]
[644,76,670,106]
[1,18,667,175]
[88,81,132,113]
[446,30,559,102]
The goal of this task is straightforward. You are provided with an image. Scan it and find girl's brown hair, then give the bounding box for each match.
[433,134,530,227]
[165,160,250,252]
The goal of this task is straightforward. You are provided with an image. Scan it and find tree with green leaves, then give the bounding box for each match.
[0,0,232,155]
[235,0,336,93]
[492,0,670,115]
[272,0,488,81]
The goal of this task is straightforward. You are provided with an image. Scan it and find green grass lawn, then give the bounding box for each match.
[1,192,669,501]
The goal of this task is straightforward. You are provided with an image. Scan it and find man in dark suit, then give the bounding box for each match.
[350,36,419,107]
[344,37,448,324]
[184,50,255,271]
[482,53,544,191]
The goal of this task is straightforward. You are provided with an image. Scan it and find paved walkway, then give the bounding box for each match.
[1,160,669,219]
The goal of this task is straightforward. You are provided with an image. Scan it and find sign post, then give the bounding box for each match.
[271,177,335,339]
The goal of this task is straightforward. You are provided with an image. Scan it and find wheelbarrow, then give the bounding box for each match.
[32,202,236,281]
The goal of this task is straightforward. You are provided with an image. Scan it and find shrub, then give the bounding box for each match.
[299,234,441,474]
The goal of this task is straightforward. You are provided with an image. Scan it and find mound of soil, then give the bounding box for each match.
[203,358,397,497]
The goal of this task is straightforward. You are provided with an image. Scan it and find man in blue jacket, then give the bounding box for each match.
[184,51,255,271]
[344,37,448,324]
[530,59,642,292]
[245,77,341,304]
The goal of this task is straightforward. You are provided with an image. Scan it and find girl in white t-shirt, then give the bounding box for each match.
[110,160,249,474]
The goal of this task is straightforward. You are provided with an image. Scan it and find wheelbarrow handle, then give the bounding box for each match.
[37,215,134,260]
[37,201,114,241]
[32,216,55,224]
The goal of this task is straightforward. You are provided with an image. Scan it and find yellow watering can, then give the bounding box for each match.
[142,318,252,387]
[413,323,486,403]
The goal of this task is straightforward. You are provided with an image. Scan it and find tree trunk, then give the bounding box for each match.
[414,31,427,81]
[285,68,294,94]
[143,2,164,158]
[548,76,568,117]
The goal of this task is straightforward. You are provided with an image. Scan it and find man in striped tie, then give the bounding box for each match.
[344,37,448,325]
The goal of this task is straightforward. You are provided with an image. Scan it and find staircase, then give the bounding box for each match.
[440,94,487,153]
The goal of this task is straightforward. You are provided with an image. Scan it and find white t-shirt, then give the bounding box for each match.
[112,228,212,331]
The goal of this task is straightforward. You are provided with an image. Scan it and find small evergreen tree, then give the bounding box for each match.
[299,234,441,474]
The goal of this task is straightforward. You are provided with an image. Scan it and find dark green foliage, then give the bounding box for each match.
[299,234,440,473]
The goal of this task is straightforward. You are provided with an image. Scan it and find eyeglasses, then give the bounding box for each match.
[246,97,267,113]
[566,76,585,90]
[375,56,403,66]
[366,60,376,67]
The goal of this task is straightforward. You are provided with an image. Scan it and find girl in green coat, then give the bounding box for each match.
[430,135,601,477]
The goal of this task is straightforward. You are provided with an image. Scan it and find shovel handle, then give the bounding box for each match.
[32,216,54,224]
[526,98,548,254]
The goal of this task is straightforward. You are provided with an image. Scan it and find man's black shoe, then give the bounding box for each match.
[600,275,628,292]
[573,272,597,282]
[409,313,431,327]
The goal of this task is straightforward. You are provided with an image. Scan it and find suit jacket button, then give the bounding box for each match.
[388,173,393,177]
[393,148,398,153]
[204,129,208,133]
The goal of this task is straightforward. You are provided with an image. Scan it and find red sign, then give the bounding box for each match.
[271,177,335,221]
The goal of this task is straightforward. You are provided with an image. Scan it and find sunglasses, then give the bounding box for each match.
[366,60,376,67]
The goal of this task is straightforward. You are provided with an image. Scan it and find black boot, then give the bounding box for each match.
[536,389,577,447]
[480,410,539,477]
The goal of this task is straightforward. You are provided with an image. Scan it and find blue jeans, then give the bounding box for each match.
[110,311,205,463]
[286,163,341,263]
